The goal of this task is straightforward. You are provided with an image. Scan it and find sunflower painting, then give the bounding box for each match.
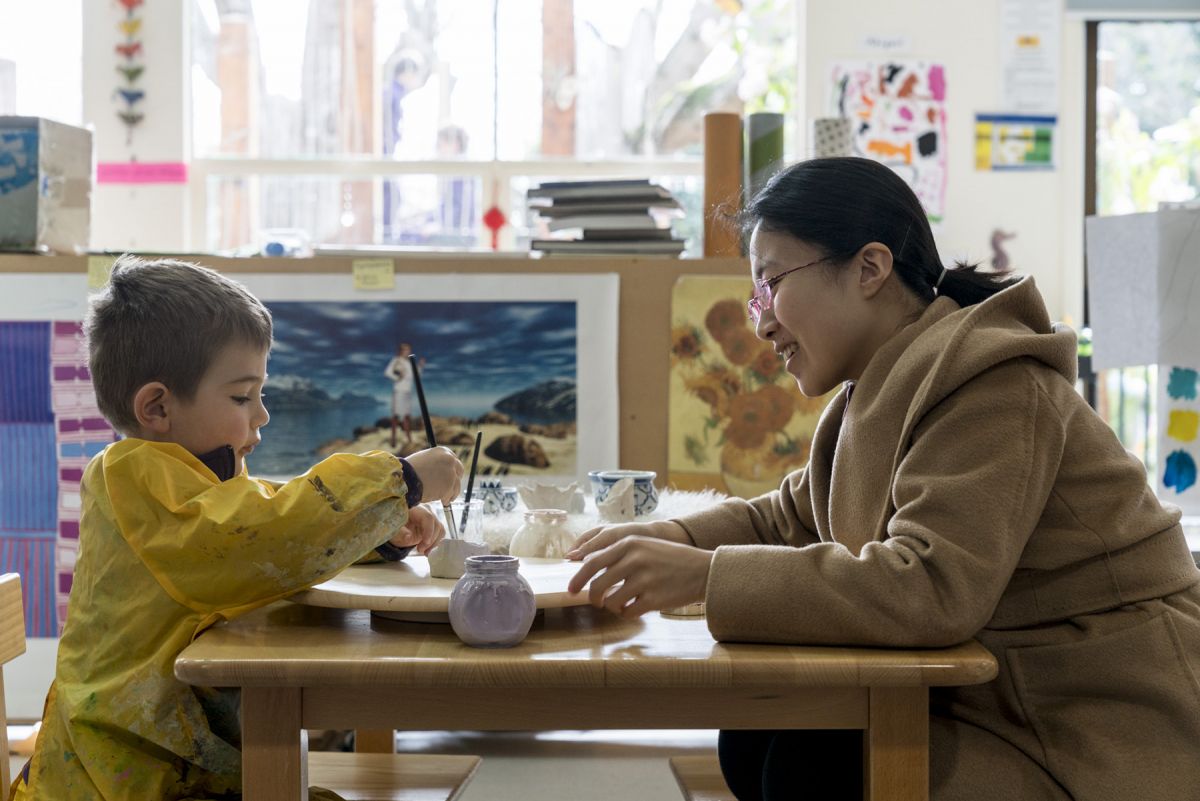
[668,275,833,498]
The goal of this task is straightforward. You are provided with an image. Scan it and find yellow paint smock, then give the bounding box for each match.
[14,439,412,801]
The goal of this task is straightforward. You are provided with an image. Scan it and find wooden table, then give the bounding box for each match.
[174,602,997,801]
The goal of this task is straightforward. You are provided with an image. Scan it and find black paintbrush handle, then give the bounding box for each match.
[460,431,483,529]
[409,354,438,446]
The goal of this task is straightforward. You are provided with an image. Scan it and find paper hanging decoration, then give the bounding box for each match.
[114,0,145,145]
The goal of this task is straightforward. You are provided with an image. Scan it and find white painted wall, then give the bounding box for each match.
[81,0,189,252]
[799,0,1086,324]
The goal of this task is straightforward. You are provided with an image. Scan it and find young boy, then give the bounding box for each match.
[12,256,463,801]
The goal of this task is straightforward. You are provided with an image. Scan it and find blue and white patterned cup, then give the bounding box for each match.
[588,470,659,516]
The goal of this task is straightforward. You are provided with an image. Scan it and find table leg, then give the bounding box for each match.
[242,686,306,801]
[864,686,928,801]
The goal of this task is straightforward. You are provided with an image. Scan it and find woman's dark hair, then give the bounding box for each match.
[739,157,1019,306]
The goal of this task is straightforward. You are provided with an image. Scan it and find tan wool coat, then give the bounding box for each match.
[678,277,1200,801]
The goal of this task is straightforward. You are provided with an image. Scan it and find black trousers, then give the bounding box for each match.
[717,729,863,801]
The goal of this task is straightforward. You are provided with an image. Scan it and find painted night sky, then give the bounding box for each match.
[265,300,577,417]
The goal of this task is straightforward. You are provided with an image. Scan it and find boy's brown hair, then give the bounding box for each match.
[84,255,273,434]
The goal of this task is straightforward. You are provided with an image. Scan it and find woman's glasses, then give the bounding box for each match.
[746,255,835,324]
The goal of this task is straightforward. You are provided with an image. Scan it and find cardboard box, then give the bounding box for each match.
[0,116,92,253]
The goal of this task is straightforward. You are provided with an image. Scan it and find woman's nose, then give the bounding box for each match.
[754,306,777,340]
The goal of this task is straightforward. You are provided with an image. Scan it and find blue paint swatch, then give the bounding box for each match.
[1163,449,1197,495]
[0,423,58,532]
[0,322,53,423]
[1166,367,1198,401]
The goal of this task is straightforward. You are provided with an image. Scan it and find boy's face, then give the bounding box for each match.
[167,342,270,475]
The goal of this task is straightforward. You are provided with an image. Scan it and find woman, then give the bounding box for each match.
[567,157,1200,800]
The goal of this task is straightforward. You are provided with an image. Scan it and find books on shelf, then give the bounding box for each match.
[546,214,658,232]
[527,178,686,258]
[529,238,687,255]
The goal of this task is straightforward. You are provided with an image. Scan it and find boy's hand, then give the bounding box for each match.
[389,504,445,556]
[405,447,464,505]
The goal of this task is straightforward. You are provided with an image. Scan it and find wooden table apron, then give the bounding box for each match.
[174,602,997,801]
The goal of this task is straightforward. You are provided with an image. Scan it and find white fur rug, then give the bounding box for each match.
[471,488,729,554]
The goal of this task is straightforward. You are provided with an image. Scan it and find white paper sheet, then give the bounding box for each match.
[1000,0,1061,114]
[1085,208,1200,372]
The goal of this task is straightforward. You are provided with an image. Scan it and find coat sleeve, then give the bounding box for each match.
[675,467,822,550]
[703,362,1065,646]
[104,446,412,616]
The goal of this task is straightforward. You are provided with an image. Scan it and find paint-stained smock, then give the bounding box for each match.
[14,439,413,801]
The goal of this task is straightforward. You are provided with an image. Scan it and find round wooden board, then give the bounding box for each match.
[290,556,590,614]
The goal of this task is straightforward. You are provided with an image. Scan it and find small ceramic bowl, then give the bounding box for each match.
[477,482,519,515]
[588,469,659,516]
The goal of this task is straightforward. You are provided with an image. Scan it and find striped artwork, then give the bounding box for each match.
[0,322,57,636]
[50,321,118,631]
[0,321,117,636]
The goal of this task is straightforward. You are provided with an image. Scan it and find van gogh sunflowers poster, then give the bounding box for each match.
[668,275,833,498]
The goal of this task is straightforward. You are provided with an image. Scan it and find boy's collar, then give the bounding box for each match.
[196,444,237,482]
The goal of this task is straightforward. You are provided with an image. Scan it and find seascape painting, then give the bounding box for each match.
[257,299,579,479]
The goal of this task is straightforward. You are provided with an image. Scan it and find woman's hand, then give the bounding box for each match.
[566,536,713,619]
[566,519,692,561]
[405,446,464,505]
[389,504,445,556]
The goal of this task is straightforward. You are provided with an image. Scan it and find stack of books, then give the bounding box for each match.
[527,179,686,256]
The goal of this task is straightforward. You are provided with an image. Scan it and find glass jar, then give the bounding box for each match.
[508,509,574,558]
[448,555,537,648]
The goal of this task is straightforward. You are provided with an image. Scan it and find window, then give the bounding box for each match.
[0,0,83,125]
[189,0,795,252]
[1089,20,1200,477]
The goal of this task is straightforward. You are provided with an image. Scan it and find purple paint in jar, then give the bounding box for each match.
[448,555,536,648]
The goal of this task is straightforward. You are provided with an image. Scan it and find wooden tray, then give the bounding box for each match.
[290,556,590,622]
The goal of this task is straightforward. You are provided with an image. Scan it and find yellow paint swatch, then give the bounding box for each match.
[87,256,115,290]
[1167,410,1199,442]
[352,259,395,291]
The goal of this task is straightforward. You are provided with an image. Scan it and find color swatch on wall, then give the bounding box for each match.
[829,60,948,224]
[974,113,1056,170]
[1159,366,1200,515]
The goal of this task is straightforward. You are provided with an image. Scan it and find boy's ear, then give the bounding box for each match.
[132,382,172,434]
[856,242,895,300]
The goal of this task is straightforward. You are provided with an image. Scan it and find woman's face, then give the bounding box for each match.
[748,224,880,397]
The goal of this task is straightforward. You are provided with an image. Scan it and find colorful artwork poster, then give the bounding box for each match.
[0,273,114,637]
[829,60,948,224]
[260,300,580,480]
[974,113,1056,171]
[1159,366,1200,516]
[668,276,833,499]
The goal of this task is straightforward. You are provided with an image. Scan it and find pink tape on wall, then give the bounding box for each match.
[96,161,188,184]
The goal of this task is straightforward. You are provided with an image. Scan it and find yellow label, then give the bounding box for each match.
[87,256,116,290]
[352,259,395,291]
[1167,410,1199,443]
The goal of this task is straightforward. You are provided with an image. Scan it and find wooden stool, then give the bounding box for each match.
[1,574,29,801]
[307,752,481,801]
[669,755,734,801]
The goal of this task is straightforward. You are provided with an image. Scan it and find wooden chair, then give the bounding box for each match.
[1,574,29,801]
[0,575,477,801]
[669,755,735,801]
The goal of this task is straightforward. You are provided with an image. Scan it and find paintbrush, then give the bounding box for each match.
[409,354,460,540]
[460,431,483,531]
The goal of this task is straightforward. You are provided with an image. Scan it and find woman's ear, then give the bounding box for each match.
[856,242,895,300]
[132,382,171,435]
